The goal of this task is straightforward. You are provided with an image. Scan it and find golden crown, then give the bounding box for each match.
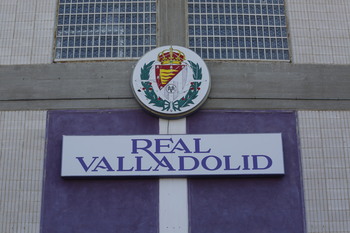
[157,46,186,64]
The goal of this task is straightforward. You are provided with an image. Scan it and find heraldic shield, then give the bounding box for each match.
[131,45,211,118]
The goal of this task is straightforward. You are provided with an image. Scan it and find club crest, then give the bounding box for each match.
[131,45,211,118]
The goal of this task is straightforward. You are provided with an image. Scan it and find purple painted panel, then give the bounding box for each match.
[41,110,159,233]
[187,110,305,233]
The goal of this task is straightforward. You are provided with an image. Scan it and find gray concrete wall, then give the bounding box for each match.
[0,110,46,233]
[1,62,349,111]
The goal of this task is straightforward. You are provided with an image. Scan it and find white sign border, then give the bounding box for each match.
[61,133,285,177]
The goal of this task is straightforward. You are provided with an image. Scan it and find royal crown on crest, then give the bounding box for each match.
[157,46,186,64]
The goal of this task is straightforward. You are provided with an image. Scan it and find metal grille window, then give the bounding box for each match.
[188,0,289,60]
[55,0,156,61]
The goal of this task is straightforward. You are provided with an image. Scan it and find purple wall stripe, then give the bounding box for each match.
[187,110,305,233]
[41,110,159,233]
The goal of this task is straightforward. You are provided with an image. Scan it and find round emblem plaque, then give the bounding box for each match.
[131,45,211,118]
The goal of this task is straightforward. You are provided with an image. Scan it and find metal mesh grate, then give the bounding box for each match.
[55,0,156,61]
[188,0,289,60]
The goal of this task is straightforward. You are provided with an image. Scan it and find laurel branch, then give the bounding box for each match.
[141,81,171,111]
[141,61,154,80]
[140,60,202,112]
[173,61,202,111]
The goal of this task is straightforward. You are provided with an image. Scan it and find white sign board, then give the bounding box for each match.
[61,134,284,177]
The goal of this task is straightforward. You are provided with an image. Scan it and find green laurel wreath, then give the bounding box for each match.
[140,60,202,112]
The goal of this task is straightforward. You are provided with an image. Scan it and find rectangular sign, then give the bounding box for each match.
[61,134,284,177]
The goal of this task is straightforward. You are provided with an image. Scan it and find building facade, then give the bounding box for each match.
[1,0,350,232]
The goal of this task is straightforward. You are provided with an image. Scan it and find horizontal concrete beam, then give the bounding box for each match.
[208,62,350,100]
[1,61,349,110]
[0,62,136,100]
